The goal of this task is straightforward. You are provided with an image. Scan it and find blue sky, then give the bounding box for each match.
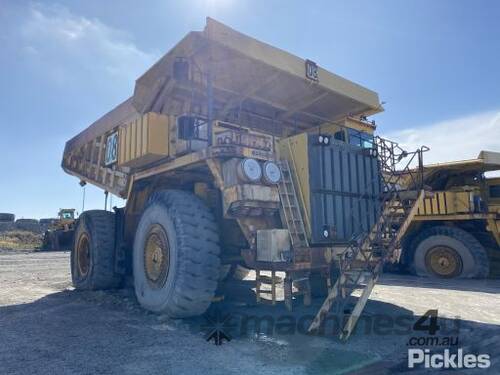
[1,0,499,218]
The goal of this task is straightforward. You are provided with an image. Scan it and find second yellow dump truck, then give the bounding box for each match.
[400,151,500,278]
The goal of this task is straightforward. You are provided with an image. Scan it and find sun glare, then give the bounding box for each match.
[199,0,235,14]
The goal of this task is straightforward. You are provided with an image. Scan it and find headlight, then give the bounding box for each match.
[317,134,330,145]
[262,161,281,185]
[237,158,262,182]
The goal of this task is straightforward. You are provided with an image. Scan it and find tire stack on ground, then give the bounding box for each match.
[15,218,42,233]
[0,213,15,232]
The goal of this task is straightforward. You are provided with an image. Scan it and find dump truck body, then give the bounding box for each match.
[62,18,427,338]
[62,17,383,268]
[400,152,500,278]
[62,18,381,198]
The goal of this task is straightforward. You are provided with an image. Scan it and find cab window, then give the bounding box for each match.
[348,129,373,148]
[178,116,208,141]
[490,185,500,198]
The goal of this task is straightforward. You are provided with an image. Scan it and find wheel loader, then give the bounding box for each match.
[41,209,76,251]
[399,151,500,278]
[61,18,429,339]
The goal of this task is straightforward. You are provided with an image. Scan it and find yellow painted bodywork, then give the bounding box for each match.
[277,133,311,239]
[487,177,500,214]
[416,190,476,216]
[222,184,280,217]
[118,113,170,167]
[307,116,376,137]
[409,155,500,249]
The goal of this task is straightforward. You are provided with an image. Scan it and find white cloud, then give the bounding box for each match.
[385,110,500,167]
[20,3,158,84]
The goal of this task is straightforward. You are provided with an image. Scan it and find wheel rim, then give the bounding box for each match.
[76,233,91,277]
[425,245,462,278]
[144,224,170,289]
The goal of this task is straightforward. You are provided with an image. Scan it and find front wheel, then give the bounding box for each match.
[133,190,221,317]
[412,226,489,279]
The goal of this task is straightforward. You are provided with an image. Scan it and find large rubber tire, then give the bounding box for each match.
[412,226,489,279]
[71,210,122,290]
[0,213,15,222]
[41,231,55,251]
[58,230,75,250]
[133,190,221,317]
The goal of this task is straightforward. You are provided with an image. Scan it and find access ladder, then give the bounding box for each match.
[308,137,429,340]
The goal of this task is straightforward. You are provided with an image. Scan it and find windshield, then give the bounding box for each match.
[348,129,374,149]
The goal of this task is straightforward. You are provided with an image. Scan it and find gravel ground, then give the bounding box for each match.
[0,249,499,375]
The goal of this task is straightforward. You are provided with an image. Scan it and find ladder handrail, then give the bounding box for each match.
[277,160,309,248]
[308,138,429,339]
[338,140,426,271]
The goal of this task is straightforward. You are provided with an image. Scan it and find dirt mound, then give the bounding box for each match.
[0,230,43,250]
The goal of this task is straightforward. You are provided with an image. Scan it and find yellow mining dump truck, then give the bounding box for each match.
[42,209,76,251]
[399,151,500,278]
[62,18,427,339]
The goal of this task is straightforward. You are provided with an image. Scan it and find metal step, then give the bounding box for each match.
[308,189,426,339]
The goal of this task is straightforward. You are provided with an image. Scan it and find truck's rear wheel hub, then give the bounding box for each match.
[76,234,90,277]
[144,224,170,288]
[425,246,462,278]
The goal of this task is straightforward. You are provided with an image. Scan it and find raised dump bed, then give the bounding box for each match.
[62,18,381,199]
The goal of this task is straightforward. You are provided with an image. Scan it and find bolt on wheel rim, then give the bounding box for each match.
[144,224,170,288]
[425,246,462,278]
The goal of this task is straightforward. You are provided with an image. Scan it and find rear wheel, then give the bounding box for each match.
[412,226,489,279]
[71,210,122,290]
[133,190,221,317]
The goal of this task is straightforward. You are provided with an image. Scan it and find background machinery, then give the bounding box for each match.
[400,151,500,278]
[61,18,427,339]
[42,209,76,251]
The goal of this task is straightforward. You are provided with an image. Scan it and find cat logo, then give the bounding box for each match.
[305,59,319,81]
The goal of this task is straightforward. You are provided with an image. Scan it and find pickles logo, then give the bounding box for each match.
[408,349,490,369]
[407,310,490,369]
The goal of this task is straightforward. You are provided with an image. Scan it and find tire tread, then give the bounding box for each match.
[411,225,489,278]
